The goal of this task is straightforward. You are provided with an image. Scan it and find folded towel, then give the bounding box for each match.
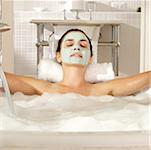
[38,59,63,82]
[38,59,115,83]
[85,63,115,83]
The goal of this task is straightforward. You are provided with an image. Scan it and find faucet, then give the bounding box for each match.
[63,9,67,20]
[87,1,96,20]
[89,9,93,20]
[71,9,81,20]
[75,10,80,20]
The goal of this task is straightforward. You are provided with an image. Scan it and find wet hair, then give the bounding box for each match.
[56,28,93,57]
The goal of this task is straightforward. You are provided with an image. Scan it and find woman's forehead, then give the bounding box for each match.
[63,31,88,41]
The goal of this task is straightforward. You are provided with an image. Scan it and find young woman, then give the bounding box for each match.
[4,29,151,96]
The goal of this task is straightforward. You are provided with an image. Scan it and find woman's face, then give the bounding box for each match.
[59,31,91,66]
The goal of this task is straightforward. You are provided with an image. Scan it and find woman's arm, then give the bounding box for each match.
[4,72,51,95]
[95,71,151,96]
[109,71,150,96]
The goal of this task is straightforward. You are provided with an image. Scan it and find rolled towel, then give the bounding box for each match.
[38,59,63,82]
[85,63,115,83]
[38,59,115,83]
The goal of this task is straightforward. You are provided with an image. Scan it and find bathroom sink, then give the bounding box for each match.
[30,19,122,74]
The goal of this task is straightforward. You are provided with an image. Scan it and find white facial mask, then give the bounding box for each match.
[61,31,91,65]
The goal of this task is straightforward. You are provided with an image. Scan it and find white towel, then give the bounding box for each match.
[38,59,115,83]
[85,62,115,83]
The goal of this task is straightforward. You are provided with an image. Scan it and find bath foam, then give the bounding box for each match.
[0,90,150,132]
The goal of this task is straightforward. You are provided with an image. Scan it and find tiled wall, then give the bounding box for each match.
[14,0,141,12]
[97,0,141,11]
[14,15,37,75]
[14,11,63,75]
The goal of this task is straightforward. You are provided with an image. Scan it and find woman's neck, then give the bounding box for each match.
[60,63,87,88]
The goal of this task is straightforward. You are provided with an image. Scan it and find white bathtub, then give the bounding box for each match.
[0,130,149,150]
[0,91,150,149]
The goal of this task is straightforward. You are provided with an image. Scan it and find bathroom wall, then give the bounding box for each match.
[2,0,14,73]
[12,0,141,76]
[97,13,140,75]
[94,0,141,11]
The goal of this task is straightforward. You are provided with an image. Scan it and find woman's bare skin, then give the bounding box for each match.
[5,69,150,96]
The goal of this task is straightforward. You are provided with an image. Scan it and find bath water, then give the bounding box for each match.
[0,90,150,132]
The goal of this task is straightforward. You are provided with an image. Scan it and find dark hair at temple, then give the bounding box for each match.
[56,28,93,57]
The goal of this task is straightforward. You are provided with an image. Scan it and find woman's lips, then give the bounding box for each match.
[70,53,83,58]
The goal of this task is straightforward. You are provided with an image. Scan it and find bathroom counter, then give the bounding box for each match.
[31,19,122,26]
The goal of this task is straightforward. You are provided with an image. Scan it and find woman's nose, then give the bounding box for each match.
[74,48,80,51]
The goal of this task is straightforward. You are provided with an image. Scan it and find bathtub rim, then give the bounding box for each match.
[0,130,150,148]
